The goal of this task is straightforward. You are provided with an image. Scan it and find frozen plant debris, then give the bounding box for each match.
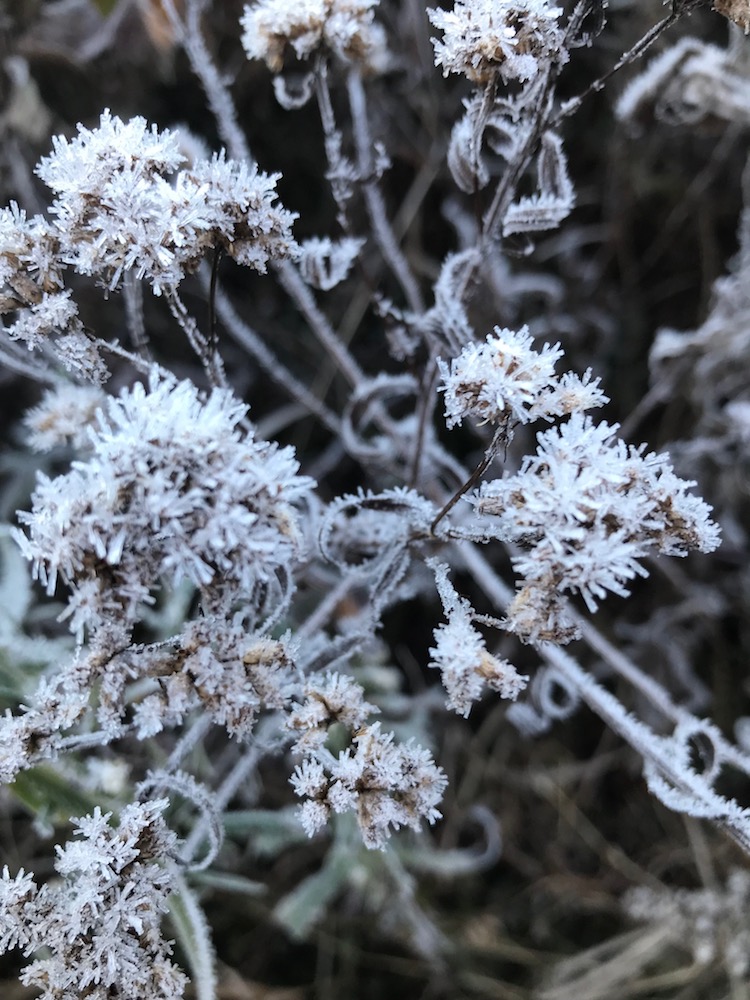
[24,383,107,452]
[240,0,389,72]
[291,722,447,849]
[427,0,565,84]
[14,374,315,638]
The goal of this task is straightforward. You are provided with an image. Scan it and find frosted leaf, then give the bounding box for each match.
[616,37,750,129]
[298,236,364,290]
[503,132,575,236]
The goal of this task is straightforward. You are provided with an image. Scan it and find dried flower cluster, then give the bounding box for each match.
[0,800,185,1000]
[14,375,314,639]
[241,0,389,72]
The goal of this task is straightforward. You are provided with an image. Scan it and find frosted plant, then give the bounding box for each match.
[438,324,606,434]
[474,413,721,641]
[0,799,187,1000]
[131,620,297,739]
[287,670,379,752]
[14,374,314,638]
[291,722,447,848]
[616,36,750,129]
[240,0,389,73]
[298,235,364,290]
[24,383,107,452]
[35,110,297,294]
[624,870,750,977]
[429,561,527,717]
[427,0,564,84]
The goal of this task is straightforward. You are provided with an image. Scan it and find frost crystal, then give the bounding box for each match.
[438,325,606,432]
[427,0,564,85]
[475,413,721,642]
[240,0,389,73]
[14,374,315,637]
[0,800,187,1000]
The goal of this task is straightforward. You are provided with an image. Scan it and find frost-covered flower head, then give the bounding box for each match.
[428,0,565,85]
[438,324,607,432]
[14,374,315,638]
[474,413,721,642]
[35,110,297,293]
[240,0,389,73]
[0,800,186,999]
[291,722,447,848]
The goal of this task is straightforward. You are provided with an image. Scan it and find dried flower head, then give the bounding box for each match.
[241,0,389,72]
[438,325,606,433]
[0,800,186,999]
[14,374,315,638]
[428,0,565,85]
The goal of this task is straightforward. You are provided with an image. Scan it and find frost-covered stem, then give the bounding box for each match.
[123,271,150,358]
[431,427,504,534]
[211,279,341,434]
[166,715,213,772]
[410,352,440,488]
[161,0,253,165]
[275,260,364,387]
[182,746,261,863]
[314,58,353,229]
[97,338,170,379]
[479,0,592,248]
[297,571,363,639]
[165,286,226,387]
[346,69,425,313]
[0,336,58,384]
[553,12,680,126]
[577,618,682,723]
